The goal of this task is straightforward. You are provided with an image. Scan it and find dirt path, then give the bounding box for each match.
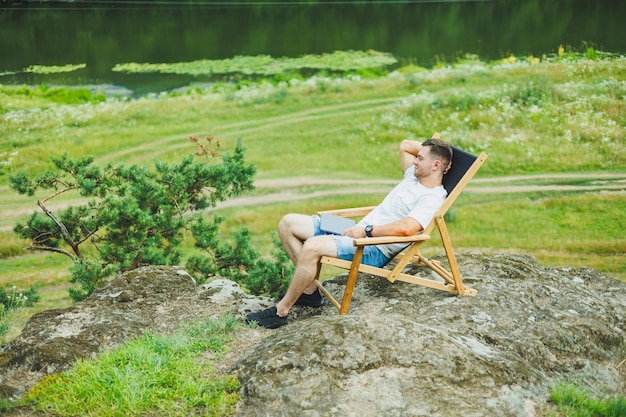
[102,97,400,162]
[5,91,625,225]
[2,173,625,232]
[95,94,626,208]
[3,93,625,228]
[214,173,626,209]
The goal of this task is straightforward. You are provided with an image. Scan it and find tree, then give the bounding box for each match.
[9,136,291,301]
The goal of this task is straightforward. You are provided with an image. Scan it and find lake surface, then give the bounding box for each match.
[1,0,625,94]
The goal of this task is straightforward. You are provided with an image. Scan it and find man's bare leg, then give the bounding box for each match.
[245,216,337,328]
[277,213,323,295]
[278,213,315,265]
[275,235,337,317]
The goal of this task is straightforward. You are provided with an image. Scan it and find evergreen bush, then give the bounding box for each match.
[9,136,292,301]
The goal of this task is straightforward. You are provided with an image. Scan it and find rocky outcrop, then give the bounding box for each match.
[1,254,625,417]
[232,254,626,417]
[0,266,271,399]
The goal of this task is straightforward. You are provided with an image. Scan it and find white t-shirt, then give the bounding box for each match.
[357,166,447,258]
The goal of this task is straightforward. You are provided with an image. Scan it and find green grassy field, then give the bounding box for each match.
[1,51,625,346]
[1,49,625,416]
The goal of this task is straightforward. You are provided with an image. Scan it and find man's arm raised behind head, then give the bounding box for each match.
[399,139,422,173]
[399,133,442,173]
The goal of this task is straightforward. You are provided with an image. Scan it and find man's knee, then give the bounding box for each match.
[279,213,314,239]
[301,235,337,259]
[278,213,298,235]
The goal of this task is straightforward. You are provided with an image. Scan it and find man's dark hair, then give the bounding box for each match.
[422,138,453,172]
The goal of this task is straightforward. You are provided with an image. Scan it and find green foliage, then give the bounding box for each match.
[23,63,87,74]
[112,50,397,77]
[0,285,39,312]
[0,151,17,175]
[21,315,242,417]
[274,72,305,83]
[187,220,292,297]
[43,86,106,105]
[187,220,257,282]
[244,232,295,296]
[68,259,116,303]
[347,66,389,79]
[0,285,39,337]
[0,311,7,337]
[551,379,626,417]
[0,397,15,414]
[9,134,294,300]
[9,138,265,300]
[507,78,554,107]
[0,84,105,105]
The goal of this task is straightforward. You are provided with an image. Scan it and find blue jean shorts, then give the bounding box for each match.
[312,215,390,268]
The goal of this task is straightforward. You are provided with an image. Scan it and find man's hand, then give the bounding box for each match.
[342,217,423,239]
[341,225,367,238]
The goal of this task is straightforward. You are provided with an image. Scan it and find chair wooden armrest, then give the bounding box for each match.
[352,234,430,246]
[318,206,376,218]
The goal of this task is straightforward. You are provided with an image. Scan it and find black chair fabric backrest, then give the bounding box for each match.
[442,146,477,194]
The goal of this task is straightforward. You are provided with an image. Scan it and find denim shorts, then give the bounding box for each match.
[312,215,390,268]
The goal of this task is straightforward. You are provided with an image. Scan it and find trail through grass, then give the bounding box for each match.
[1,52,625,343]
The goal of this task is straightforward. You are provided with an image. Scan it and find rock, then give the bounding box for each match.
[0,265,264,398]
[0,254,625,417]
[232,253,626,417]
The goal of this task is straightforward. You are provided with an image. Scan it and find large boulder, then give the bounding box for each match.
[0,266,270,399]
[0,254,624,417]
[232,253,626,417]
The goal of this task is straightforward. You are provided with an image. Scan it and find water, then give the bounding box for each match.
[1,0,625,94]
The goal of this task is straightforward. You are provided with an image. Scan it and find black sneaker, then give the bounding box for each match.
[276,289,324,307]
[245,306,288,329]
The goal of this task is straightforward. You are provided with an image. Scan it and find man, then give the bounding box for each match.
[246,135,453,328]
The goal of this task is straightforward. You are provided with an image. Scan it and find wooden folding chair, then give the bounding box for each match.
[315,146,488,314]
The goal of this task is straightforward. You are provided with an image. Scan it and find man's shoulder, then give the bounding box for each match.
[418,182,447,194]
[419,184,448,201]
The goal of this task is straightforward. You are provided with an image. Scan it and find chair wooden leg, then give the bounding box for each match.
[417,255,455,285]
[339,246,364,315]
[436,216,468,295]
[315,280,341,310]
[388,241,424,283]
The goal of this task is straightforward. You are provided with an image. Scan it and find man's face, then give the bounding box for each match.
[412,146,434,179]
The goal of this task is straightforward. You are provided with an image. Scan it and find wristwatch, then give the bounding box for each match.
[365,225,374,237]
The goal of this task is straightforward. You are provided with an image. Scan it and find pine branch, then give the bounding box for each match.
[37,200,82,259]
[25,245,77,261]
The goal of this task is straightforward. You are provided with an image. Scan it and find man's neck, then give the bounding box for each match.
[418,174,443,189]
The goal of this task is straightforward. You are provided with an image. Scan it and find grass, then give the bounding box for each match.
[19,315,242,417]
[551,379,626,417]
[450,191,626,273]
[1,48,625,415]
[1,48,625,338]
